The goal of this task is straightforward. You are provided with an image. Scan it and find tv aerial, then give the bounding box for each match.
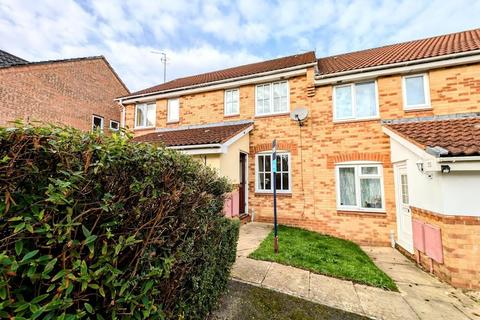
[290,107,309,126]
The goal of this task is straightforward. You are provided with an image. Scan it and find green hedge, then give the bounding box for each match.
[0,125,240,319]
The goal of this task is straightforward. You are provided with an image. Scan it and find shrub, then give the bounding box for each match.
[0,124,239,319]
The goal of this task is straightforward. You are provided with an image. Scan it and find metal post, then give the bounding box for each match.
[272,139,278,253]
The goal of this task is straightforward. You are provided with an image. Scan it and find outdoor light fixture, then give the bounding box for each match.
[416,160,424,173]
[441,165,451,174]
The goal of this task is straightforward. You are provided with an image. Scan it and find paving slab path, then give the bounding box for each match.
[231,222,480,320]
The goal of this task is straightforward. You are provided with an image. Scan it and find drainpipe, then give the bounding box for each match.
[389,230,395,248]
[117,99,126,130]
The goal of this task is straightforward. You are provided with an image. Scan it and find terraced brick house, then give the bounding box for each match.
[117,28,480,289]
[0,50,129,132]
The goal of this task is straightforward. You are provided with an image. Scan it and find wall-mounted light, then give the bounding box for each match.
[416,160,424,173]
[441,165,451,174]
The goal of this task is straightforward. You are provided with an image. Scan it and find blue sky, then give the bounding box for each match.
[1,0,479,91]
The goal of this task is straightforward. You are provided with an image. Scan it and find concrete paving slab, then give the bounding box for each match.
[362,246,412,265]
[236,223,272,257]
[262,262,310,298]
[355,284,419,320]
[231,257,271,285]
[309,273,364,315]
[374,261,447,287]
[397,282,462,304]
[404,296,470,320]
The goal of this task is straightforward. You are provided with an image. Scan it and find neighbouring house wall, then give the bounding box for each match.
[0,59,128,131]
[219,133,249,185]
[411,207,480,290]
[127,62,480,249]
[390,139,480,216]
[192,154,221,172]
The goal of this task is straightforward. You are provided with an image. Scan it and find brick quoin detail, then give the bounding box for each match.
[327,152,391,168]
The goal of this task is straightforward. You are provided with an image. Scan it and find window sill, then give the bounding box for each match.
[167,121,179,124]
[332,117,380,124]
[255,192,292,197]
[403,107,432,113]
[224,113,240,118]
[337,209,386,217]
[134,126,155,131]
[255,112,290,119]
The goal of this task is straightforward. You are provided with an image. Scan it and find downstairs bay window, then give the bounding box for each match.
[336,163,385,212]
[256,153,291,193]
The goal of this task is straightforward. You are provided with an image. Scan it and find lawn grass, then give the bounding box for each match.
[249,225,397,291]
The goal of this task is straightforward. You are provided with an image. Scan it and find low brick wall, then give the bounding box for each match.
[411,207,480,290]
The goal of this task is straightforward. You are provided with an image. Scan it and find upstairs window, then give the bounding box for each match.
[135,103,156,128]
[333,81,378,121]
[403,74,430,110]
[256,153,291,193]
[336,163,384,212]
[167,98,180,123]
[92,115,104,131]
[224,89,240,116]
[109,120,119,131]
[256,81,289,116]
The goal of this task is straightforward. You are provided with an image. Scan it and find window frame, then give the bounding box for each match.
[332,81,379,122]
[134,103,156,129]
[335,162,385,213]
[255,80,290,116]
[91,115,104,132]
[224,88,240,116]
[402,73,431,110]
[109,120,120,131]
[167,98,180,123]
[255,152,292,193]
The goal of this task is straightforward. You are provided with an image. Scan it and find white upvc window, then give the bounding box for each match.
[92,115,104,132]
[255,152,291,193]
[224,88,240,116]
[402,74,430,110]
[167,98,180,123]
[333,81,379,121]
[336,162,385,212]
[135,103,156,128]
[109,120,120,131]
[255,81,289,116]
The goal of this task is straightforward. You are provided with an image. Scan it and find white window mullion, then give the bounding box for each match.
[351,84,356,119]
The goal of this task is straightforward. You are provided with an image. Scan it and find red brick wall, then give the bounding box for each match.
[0,58,128,131]
[126,63,480,249]
[410,207,480,289]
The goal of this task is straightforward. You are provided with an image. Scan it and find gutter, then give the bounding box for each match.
[116,62,317,104]
[315,50,480,85]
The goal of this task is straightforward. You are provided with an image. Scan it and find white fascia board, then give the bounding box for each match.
[382,126,434,160]
[315,52,480,86]
[119,66,313,104]
[223,125,253,148]
[176,148,224,155]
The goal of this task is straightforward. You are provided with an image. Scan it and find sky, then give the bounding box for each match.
[1,0,479,92]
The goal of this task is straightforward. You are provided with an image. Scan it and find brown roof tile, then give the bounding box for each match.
[132,122,253,147]
[125,51,316,97]
[385,116,480,157]
[318,28,480,75]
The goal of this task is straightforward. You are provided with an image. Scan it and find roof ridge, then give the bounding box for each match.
[318,28,480,61]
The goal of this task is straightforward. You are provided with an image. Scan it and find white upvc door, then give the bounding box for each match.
[394,163,414,253]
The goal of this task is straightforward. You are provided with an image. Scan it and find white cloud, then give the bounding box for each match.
[0,0,479,91]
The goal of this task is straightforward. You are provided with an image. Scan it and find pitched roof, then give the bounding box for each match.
[318,28,480,76]
[132,121,253,147]
[125,51,316,97]
[0,55,130,93]
[0,49,28,67]
[384,115,480,157]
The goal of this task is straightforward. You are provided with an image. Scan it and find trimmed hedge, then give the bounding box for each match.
[0,125,239,319]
